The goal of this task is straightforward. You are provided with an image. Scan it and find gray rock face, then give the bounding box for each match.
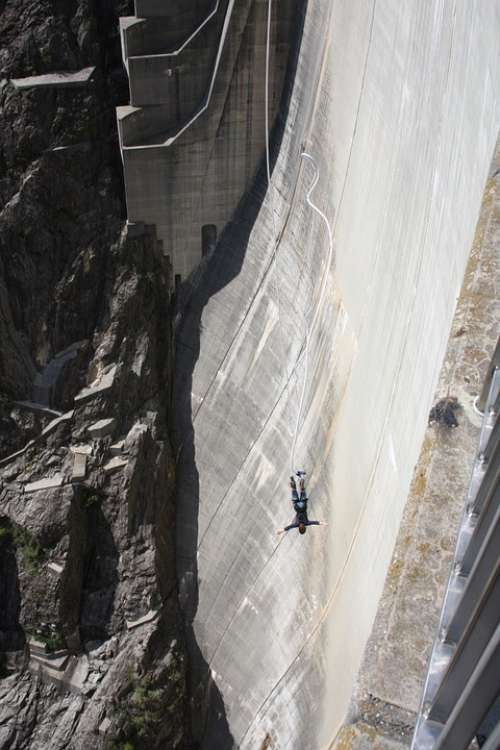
[0,2,189,748]
[0,227,189,747]
[0,0,133,454]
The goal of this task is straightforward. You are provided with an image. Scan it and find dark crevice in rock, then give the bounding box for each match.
[0,518,25,655]
[79,500,119,645]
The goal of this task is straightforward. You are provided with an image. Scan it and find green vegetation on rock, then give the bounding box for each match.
[108,669,179,750]
[0,519,45,573]
[27,625,66,653]
[82,491,101,509]
[13,526,45,573]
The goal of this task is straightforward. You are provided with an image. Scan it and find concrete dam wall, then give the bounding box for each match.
[119,0,500,747]
[118,0,294,278]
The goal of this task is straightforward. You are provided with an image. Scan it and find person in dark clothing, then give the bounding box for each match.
[277,474,327,535]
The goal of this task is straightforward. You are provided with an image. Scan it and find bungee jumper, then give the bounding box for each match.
[277,472,328,535]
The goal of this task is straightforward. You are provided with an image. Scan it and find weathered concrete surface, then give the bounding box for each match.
[103,456,128,474]
[74,364,116,404]
[174,0,500,748]
[120,8,214,59]
[333,723,408,750]
[134,0,214,18]
[33,342,85,407]
[71,452,87,481]
[10,67,95,90]
[24,475,64,493]
[87,418,116,439]
[333,139,500,746]
[118,0,294,278]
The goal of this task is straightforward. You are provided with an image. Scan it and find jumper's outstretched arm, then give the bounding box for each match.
[276,521,328,535]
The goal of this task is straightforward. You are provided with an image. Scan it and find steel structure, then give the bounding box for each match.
[412,340,500,750]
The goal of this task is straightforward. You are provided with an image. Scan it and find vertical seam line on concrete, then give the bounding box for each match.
[195,0,381,736]
[188,5,327,429]
[191,0,347,433]
[266,0,293,411]
[195,0,255,226]
[201,0,379,662]
[196,338,305,553]
[190,172,307,427]
[234,0,382,741]
[191,184,315,561]
[291,152,334,473]
[291,0,378,470]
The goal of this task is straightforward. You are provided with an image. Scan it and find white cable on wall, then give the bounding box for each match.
[264,2,334,476]
[290,152,334,473]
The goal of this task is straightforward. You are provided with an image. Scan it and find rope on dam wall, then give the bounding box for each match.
[197,7,341,723]
[264,0,334,477]
[207,3,383,742]
[291,152,334,472]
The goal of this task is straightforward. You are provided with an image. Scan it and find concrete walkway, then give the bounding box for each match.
[33,342,84,406]
[13,401,61,419]
[11,67,95,90]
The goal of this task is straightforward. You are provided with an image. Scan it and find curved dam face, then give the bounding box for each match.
[173,1,500,748]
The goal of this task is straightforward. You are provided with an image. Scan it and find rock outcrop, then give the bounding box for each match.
[0,2,188,748]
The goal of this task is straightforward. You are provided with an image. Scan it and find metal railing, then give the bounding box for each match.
[411,339,500,750]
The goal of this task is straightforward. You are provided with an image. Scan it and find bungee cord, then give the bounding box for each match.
[290,152,334,472]
[264,0,334,476]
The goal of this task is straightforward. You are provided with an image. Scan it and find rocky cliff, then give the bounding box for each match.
[0,2,188,748]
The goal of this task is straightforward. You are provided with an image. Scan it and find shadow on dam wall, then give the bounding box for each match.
[166,0,500,745]
[173,5,307,746]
